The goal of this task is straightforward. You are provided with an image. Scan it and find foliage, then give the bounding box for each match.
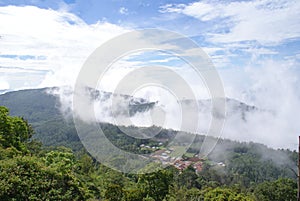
[0,106,33,152]
[253,178,297,201]
[137,169,174,201]
[0,155,91,201]
[203,187,253,201]
[0,92,298,201]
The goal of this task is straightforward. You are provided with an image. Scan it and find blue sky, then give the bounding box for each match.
[0,0,299,147]
[0,0,299,103]
[0,0,299,86]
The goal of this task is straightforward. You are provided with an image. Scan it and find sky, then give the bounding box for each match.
[0,0,300,149]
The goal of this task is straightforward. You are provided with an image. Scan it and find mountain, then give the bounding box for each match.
[0,87,261,124]
[0,87,157,121]
[0,87,157,148]
[180,97,258,121]
[0,87,297,183]
[0,88,60,122]
[0,89,10,95]
[0,87,264,147]
[0,87,259,136]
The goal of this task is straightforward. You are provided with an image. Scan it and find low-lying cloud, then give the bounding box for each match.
[50,55,300,151]
[0,5,128,90]
[1,5,299,151]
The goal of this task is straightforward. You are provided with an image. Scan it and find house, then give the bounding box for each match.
[193,162,203,174]
[173,160,192,171]
[172,157,204,173]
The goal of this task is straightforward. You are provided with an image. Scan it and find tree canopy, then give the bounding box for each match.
[0,106,297,200]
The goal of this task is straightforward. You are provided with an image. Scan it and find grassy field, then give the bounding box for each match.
[170,146,186,158]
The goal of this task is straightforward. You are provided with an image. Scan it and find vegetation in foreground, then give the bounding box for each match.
[0,106,297,200]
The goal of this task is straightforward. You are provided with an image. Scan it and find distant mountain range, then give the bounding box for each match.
[0,88,61,122]
[0,87,264,147]
[0,87,159,148]
[0,87,260,126]
[0,87,297,177]
[0,87,157,121]
[0,89,9,94]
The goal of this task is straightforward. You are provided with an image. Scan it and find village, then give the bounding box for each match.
[139,143,226,174]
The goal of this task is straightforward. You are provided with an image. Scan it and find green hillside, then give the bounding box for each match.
[0,88,298,200]
[0,88,61,122]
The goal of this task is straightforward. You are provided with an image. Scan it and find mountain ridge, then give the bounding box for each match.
[0,87,260,122]
[0,87,273,150]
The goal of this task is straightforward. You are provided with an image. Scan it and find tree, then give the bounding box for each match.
[253,178,297,201]
[166,187,203,201]
[138,169,173,201]
[0,106,33,152]
[176,166,199,189]
[0,155,91,201]
[203,187,254,201]
[43,148,76,174]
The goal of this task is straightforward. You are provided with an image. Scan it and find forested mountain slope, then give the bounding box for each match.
[0,88,298,200]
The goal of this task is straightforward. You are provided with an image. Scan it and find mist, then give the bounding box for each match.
[221,58,300,150]
[47,56,300,151]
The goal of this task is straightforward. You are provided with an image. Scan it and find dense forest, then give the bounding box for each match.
[0,104,297,201]
[0,89,298,200]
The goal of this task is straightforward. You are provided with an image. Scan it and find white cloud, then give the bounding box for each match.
[202,47,224,55]
[119,7,128,15]
[241,47,278,55]
[0,5,129,90]
[1,4,299,150]
[217,57,300,149]
[161,0,300,44]
[0,78,9,90]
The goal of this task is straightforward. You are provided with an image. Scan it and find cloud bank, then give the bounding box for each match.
[160,0,300,44]
[0,5,128,90]
[0,4,299,150]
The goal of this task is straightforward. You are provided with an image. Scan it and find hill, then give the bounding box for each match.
[0,87,261,147]
[0,88,298,200]
[0,88,297,179]
[0,87,157,149]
